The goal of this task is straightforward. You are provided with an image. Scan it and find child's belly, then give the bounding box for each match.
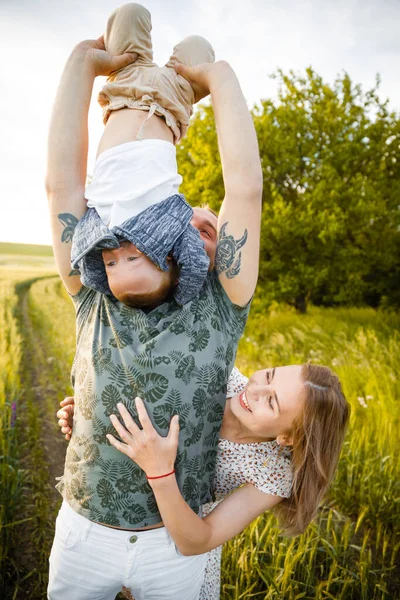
[98,108,174,156]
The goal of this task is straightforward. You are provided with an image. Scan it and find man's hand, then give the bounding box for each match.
[57,397,75,441]
[75,36,138,77]
[174,61,228,103]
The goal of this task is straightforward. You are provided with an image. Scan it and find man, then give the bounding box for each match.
[46,34,262,600]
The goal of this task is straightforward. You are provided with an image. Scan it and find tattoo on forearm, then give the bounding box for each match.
[58,213,78,243]
[215,222,248,279]
[69,269,80,277]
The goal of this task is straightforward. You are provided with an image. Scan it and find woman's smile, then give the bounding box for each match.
[239,390,252,412]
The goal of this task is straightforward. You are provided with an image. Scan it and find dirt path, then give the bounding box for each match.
[10,277,68,599]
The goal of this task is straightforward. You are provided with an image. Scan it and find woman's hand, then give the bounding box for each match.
[57,397,75,441]
[174,60,231,103]
[74,36,138,77]
[107,398,180,478]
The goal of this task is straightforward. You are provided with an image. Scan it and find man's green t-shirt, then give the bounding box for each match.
[57,272,250,528]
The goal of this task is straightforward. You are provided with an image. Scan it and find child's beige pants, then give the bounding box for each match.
[99,3,215,142]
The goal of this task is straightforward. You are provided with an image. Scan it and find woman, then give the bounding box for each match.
[58,363,350,599]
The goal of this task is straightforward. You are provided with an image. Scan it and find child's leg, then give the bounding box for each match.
[165,35,215,71]
[104,3,154,65]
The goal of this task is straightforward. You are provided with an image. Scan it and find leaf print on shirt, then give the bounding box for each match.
[199,481,210,500]
[92,414,119,445]
[136,373,169,404]
[70,472,90,503]
[169,309,190,335]
[192,388,207,418]
[92,347,112,375]
[119,306,148,330]
[225,342,235,364]
[109,364,138,399]
[114,461,147,494]
[138,327,160,344]
[203,430,218,447]
[196,364,225,394]
[175,448,187,470]
[190,294,215,324]
[153,355,171,367]
[109,329,134,349]
[83,443,100,466]
[206,402,224,424]
[202,449,218,474]
[132,348,154,369]
[99,300,119,327]
[153,389,189,431]
[97,478,116,508]
[76,357,89,387]
[175,355,196,385]
[99,511,121,527]
[115,476,142,495]
[119,460,143,480]
[186,455,202,476]
[214,342,235,365]
[147,494,159,514]
[198,364,227,396]
[182,476,199,504]
[189,327,211,352]
[210,312,222,331]
[169,350,185,364]
[101,384,122,417]
[123,505,147,525]
[214,346,227,362]
[78,385,97,420]
[184,421,204,447]
[65,447,80,475]
[98,459,121,482]
[89,506,104,524]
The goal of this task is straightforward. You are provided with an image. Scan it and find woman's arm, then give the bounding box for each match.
[107,399,283,555]
[150,477,282,555]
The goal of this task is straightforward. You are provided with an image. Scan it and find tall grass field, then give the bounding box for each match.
[0,245,398,599]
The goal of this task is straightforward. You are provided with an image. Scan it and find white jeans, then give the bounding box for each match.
[48,501,207,600]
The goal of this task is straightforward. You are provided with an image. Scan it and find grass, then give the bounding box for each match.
[224,301,400,599]
[0,277,24,596]
[0,242,53,257]
[0,242,55,274]
[0,252,398,598]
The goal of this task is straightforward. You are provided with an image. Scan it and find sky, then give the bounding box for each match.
[1,0,399,245]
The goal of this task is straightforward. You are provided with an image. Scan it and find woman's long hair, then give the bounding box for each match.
[273,364,350,535]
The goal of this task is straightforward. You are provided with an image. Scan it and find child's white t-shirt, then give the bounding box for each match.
[85,139,182,228]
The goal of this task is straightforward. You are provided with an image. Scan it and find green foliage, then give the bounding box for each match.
[177,70,400,312]
[177,103,223,211]
[255,68,400,311]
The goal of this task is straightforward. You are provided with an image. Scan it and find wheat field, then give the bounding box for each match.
[0,253,399,599]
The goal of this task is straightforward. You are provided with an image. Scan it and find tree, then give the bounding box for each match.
[177,69,400,312]
[176,104,223,211]
[255,68,400,311]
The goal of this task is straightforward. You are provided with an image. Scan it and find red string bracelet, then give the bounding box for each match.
[146,469,175,480]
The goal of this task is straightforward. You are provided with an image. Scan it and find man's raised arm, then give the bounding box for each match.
[45,38,136,295]
[177,61,263,306]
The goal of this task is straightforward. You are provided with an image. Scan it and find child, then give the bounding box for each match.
[71,3,215,308]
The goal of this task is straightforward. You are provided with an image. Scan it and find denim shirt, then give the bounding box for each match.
[71,194,210,306]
